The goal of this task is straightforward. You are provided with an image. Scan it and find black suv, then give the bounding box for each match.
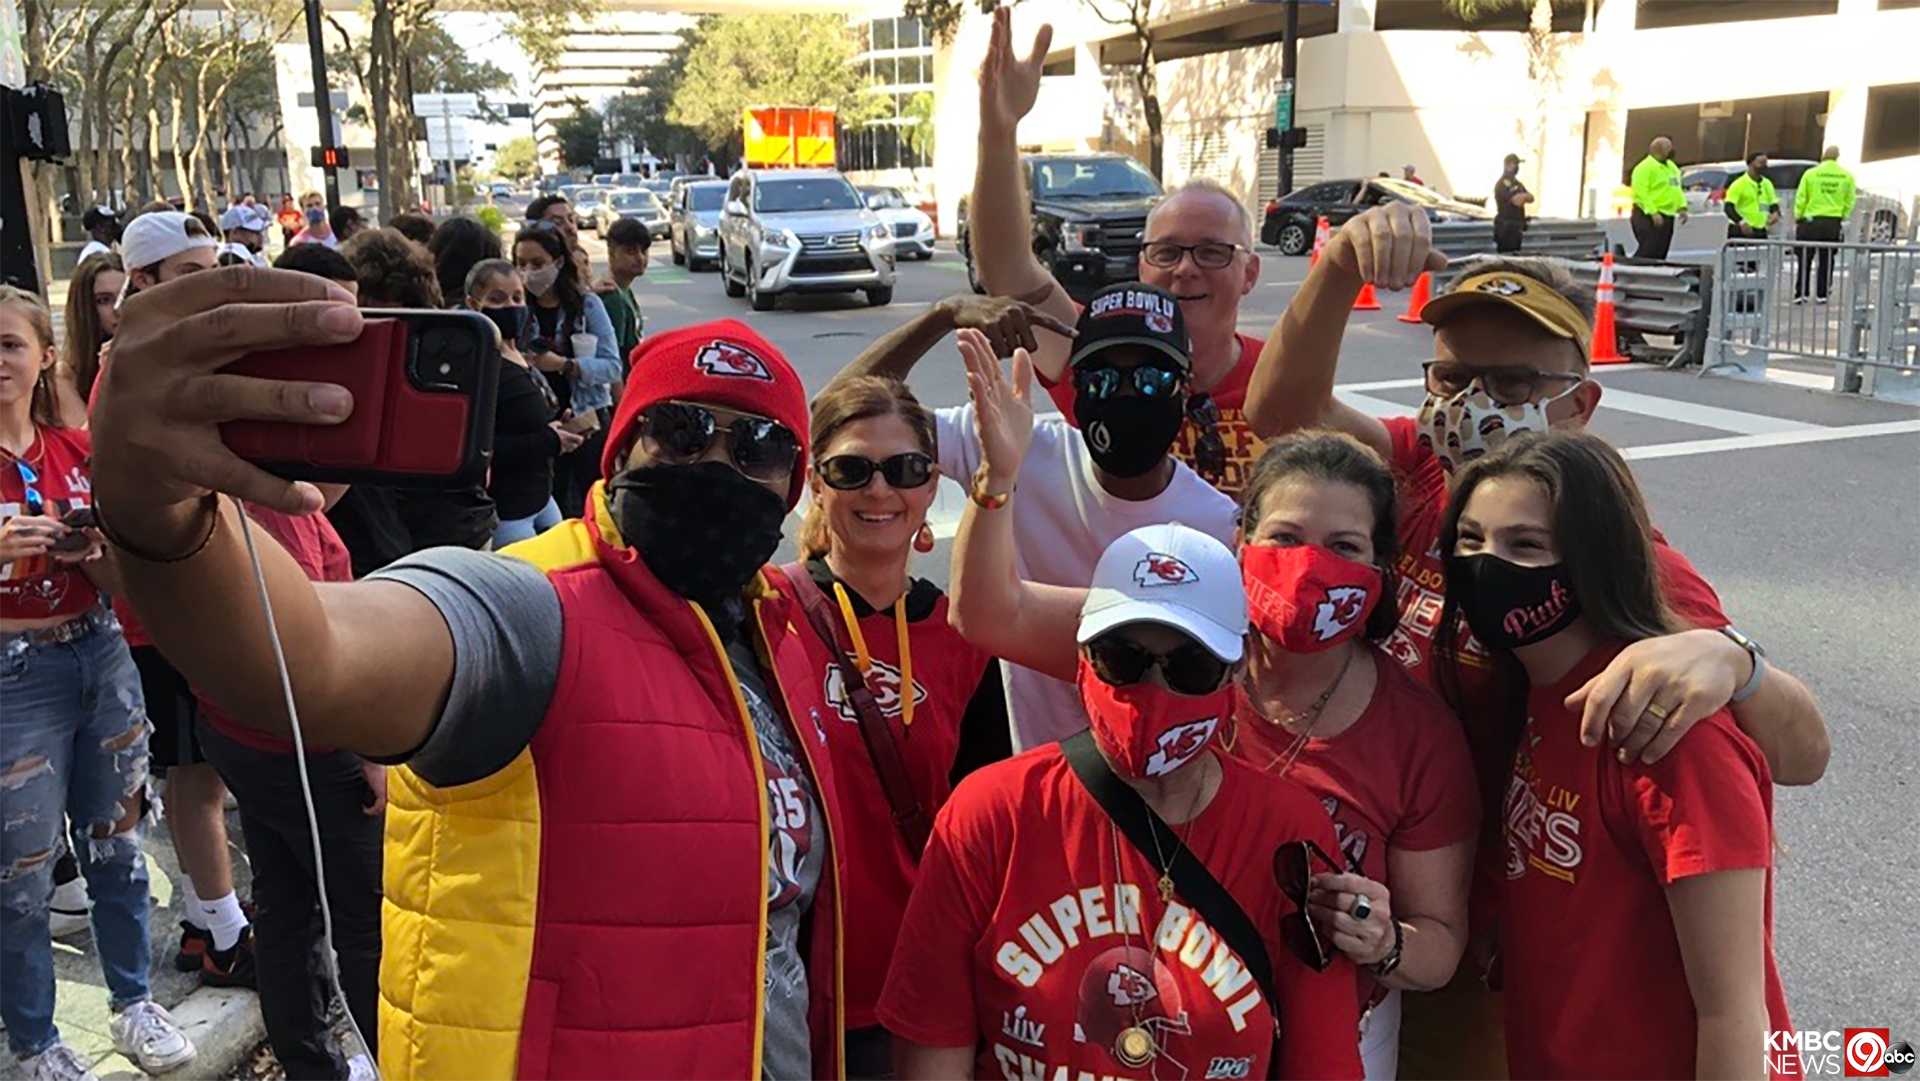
[958,153,1163,297]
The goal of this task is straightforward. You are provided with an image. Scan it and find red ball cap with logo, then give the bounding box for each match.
[600,318,812,508]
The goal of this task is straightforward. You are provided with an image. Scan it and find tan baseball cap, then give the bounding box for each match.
[1421,269,1593,362]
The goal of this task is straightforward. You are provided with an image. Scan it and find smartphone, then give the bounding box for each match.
[220,310,500,488]
[49,507,97,554]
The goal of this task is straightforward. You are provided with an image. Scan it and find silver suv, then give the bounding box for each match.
[717,169,896,310]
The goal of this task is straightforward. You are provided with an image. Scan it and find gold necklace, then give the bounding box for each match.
[1249,646,1356,777]
[1109,825,1163,1073]
[1141,755,1210,904]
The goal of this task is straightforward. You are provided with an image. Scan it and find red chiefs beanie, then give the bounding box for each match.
[600,319,812,508]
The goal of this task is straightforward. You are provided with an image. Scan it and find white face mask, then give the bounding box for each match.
[1416,380,1580,473]
[523,263,561,297]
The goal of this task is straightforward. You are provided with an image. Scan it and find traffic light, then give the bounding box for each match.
[310,145,347,169]
[1279,127,1309,150]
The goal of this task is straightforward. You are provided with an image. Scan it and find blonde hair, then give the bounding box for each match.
[0,285,64,427]
[1146,178,1254,248]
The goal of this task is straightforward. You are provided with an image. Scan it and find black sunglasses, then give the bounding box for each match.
[637,401,800,483]
[1274,840,1343,972]
[1084,633,1230,696]
[1184,391,1227,481]
[817,452,933,491]
[1073,364,1185,402]
[1141,240,1247,270]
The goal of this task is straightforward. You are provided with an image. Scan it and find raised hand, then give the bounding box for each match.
[1326,203,1450,292]
[979,6,1052,136]
[940,293,1078,357]
[958,327,1034,487]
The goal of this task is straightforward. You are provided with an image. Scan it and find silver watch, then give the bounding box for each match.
[1720,626,1767,703]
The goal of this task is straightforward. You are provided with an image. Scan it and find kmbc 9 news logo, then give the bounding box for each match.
[1768,1029,1914,1077]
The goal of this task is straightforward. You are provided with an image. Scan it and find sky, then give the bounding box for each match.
[441,13,536,98]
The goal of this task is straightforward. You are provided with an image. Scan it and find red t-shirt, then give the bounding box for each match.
[878,746,1364,1081]
[1225,648,1481,1010]
[194,504,353,754]
[780,566,994,1028]
[1043,332,1266,502]
[1503,643,1794,1079]
[2,426,101,621]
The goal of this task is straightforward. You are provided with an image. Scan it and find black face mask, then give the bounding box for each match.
[1076,393,1185,478]
[607,461,787,606]
[1447,552,1582,650]
[480,305,526,346]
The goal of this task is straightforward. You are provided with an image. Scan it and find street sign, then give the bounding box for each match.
[1274,78,1295,134]
[412,93,482,118]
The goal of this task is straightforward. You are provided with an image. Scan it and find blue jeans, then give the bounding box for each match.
[492,496,562,548]
[0,607,154,1058]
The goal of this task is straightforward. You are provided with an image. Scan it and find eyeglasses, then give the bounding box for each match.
[12,459,43,515]
[1184,392,1227,481]
[1422,360,1583,408]
[1141,241,1248,270]
[1073,364,1185,402]
[817,452,933,491]
[1274,840,1344,972]
[1084,633,1231,696]
[636,401,800,483]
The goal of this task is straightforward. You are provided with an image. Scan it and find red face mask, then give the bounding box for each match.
[1240,544,1383,653]
[1076,657,1232,779]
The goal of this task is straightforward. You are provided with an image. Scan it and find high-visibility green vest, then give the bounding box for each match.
[1795,160,1857,221]
[1631,155,1686,215]
[1725,172,1777,230]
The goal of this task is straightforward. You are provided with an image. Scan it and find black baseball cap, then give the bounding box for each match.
[1068,282,1192,373]
[1504,153,1523,165]
[82,205,118,230]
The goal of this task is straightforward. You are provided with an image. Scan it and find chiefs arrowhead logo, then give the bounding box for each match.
[822,658,926,723]
[1132,554,1197,587]
[1142,717,1217,777]
[1107,963,1159,1008]
[693,340,774,381]
[1311,585,1370,641]
[1145,311,1173,333]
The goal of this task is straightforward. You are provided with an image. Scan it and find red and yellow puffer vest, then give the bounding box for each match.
[378,486,846,1079]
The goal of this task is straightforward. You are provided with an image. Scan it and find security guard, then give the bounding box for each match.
[1493,152,1533,253]
[1724,152,1779,240]
[1629,136,1687,260]
[1794,145,1856,303]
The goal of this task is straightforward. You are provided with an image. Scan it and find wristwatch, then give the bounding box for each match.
[1369,919,1405,979]
[1720,626,1768,703]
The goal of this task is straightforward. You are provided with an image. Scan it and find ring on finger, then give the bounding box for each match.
[1643,702,1673,722]
[1351,895,1372,922]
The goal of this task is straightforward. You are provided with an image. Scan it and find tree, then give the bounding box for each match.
[552,105,605,170]
[903,90,935,168]
[493,136,540,182]
[667,15,885,150]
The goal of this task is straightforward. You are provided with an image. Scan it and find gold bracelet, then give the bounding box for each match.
[969,469,1015,510]
[94,494,221,564]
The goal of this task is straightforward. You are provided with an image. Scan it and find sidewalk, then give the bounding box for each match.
[1,812,265,1081]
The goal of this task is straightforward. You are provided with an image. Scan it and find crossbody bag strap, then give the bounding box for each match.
[1059,730,1277,1010]
[778,562,933,858]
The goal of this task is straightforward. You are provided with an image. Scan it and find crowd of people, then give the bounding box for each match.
[3,10,1833,1081]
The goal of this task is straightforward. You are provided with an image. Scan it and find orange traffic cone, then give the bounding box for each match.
[1353,281,1381,311]
[1590,252,1625,364]
[1309,216,1331,266]
[1397,271,1433,323]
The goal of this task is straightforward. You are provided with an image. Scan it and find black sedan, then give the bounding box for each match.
[1261,177,1491,255]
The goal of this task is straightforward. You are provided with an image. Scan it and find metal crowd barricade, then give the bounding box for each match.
[1703,239,1920,403]
[1428,220,1607,262]
[1436,256,1710,366]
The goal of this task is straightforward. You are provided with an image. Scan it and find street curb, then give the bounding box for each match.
[99,987,264,1081]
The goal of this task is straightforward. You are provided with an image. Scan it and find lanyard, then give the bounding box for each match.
[830,581,914,729]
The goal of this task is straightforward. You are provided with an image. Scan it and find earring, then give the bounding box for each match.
[913,522,936,554]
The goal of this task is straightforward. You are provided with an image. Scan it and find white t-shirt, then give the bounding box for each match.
[77,240,113,263]
[936,404,1238,750]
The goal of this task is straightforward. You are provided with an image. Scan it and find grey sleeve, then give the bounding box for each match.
[365,547,563,788]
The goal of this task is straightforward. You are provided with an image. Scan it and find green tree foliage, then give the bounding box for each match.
[492,135,540,182]
[903,90,935,164]
[553,106,605,169]
[667,15,885,149]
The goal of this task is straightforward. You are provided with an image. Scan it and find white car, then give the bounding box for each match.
[1679,159,1907,243]
[859,186,936,260]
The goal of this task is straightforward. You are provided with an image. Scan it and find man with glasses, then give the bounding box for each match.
[968,8,1265,499]
[89,286,853,1078]
[1241,199,1829,1078]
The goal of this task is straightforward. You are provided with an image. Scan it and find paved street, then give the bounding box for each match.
[616,235,1920,1033]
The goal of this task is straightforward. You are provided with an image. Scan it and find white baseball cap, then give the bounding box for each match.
[120,211,217,272]
[1077,523,1248,663]
[218,204,272,234]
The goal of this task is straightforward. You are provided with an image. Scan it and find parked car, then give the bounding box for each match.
[957,152,1163,296]
[572,186,610,231]
[671,180,728,271]
[593,188,669,239]
[614,172,646,189]
[716,168,896,310]
[1680,159,1908,243]
[1261,177,1492,255]
[592,173,616,186]
[858,186,936,260]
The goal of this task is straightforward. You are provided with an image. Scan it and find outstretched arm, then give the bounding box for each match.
[823,294,1075,396]
[1244,203,1445,458]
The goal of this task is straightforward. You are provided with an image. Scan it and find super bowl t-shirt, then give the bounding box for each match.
[1042,333,1267,501]
[1,426,99,621]
[1225,648,1480,1011]
[1503,643,1794,1079]
[878,747,1363,1081]
[935,405,1237,749]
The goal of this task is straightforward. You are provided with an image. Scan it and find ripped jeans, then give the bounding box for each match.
[0,606,154,1059]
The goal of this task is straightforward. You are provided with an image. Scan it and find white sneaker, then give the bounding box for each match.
[20,1042,100,1081]
[108,1001,196,1074]
[1792,296,1809,306]
[48,875,92,938]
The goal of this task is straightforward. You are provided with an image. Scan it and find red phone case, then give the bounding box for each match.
[220,314,498,488]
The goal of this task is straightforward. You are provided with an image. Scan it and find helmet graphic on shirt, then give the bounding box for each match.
[1077,945,1194,1078]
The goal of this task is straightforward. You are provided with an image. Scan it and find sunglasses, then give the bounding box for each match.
[1274,840,1343,972]
[1422,360,1583,408]
[817,452,933,491]
[1084,633,1231,696]
[1141,241,1247,270]
[637,401,800,483]
[13,459,43,515]
[1073,364,1185,402]
[1184,391,1227,480]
